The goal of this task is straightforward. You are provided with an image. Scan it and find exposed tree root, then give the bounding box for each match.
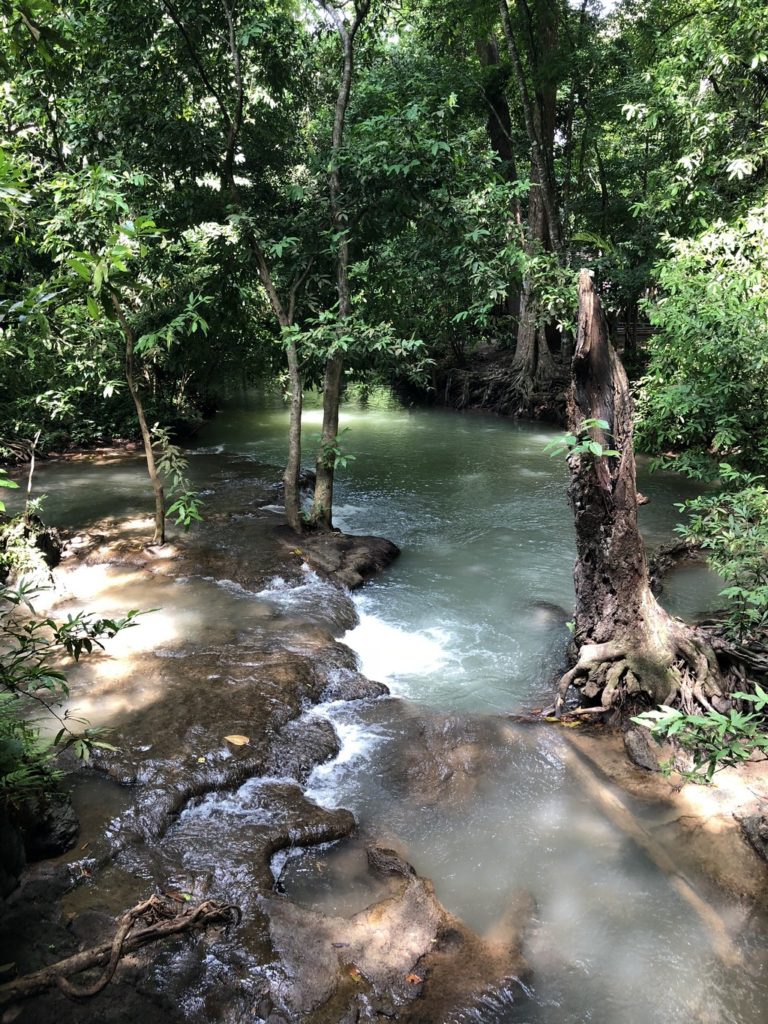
[556,613,730,718]
[0,895,241,1006]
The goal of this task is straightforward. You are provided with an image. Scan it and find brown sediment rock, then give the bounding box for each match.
[563,727,768,905]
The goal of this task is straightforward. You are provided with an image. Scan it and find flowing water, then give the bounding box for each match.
[13,392,768,1023]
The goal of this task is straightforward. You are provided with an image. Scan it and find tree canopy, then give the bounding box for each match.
[0,0,766,568]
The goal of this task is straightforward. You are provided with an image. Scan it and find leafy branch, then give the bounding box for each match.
[544,417,620,460]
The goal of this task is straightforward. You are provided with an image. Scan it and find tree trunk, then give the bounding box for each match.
[312,352,343,527]
[252,247,304,534]
[165,0,306,535]
[283,338,304,533]
[476,36,524,320]
[111,295,165,545]
[556,271,725,714]
[310,0,370,531]
[499,0,561,398]
[511,169,555,387]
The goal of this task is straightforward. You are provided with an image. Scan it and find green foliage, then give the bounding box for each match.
[153,426,204,531]
[544,418,620,461]
[677,465,768,640]
[0,691,60,802]
[0,579,139,805]
[0,470,19,515]
[636,206,768,479]
[283,312,431,389]
[632,684,768,782]
[315,428,356,471]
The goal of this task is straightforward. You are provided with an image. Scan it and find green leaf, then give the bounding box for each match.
[67,258,92,282]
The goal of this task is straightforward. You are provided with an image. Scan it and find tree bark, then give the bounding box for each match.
[310,0,370,531]
[0,896,239,1005]
[499,0,562,398]
[476,37,524,319]
[556,271,725,714]
[252,246,305,533]
[511,167,555,386]
[111,295,165,545]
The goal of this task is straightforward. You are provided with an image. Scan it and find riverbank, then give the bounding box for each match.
[398,346,568,423]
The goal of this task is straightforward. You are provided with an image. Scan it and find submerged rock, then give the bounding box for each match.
[18,791,79,861]
[266,846,531,1023]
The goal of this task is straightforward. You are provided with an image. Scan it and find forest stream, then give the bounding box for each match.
[4,391,768,1024]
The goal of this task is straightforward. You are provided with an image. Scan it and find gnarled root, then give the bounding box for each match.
[0,895,241,1006]
[555,620,728,718]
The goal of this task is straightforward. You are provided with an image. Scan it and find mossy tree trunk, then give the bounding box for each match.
[556,271,725,714]
[499,0,561,400]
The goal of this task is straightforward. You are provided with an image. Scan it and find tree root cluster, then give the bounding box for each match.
[0,894,241,1006]
[556,617,729,718]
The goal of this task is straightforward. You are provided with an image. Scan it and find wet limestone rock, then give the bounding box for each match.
[0,513,62,585]
[739,812,768,863]
[19,791,79,861]
[623,725,675,773]
[0,809,26,898]
[265,846,530,1023]
[276,527,400,590]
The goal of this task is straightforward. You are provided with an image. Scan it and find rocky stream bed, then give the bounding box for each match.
[2,444,768,1024]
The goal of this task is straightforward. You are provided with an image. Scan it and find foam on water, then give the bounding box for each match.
[342,603,453,691]
[304,706,387,808]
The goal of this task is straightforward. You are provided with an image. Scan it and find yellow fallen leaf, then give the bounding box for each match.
[197,756,206,763]
[224,734,250,746]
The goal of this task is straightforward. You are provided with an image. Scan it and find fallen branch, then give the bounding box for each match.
[0,895,241,1006]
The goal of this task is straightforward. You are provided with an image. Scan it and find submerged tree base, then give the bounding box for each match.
[430,346,568,422]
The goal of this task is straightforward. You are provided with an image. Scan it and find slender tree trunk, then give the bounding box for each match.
[165,0,306,534]
[511,165,555,386]
[252,246,304,533]
[310,0,370,531]
[283,343,304,531]
[111,296,165,545]
[556,271,725,714]
[476,37,524,320]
